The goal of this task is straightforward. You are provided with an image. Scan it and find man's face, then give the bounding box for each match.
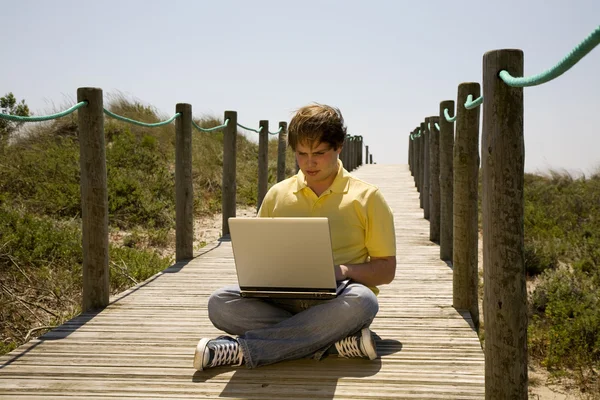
[295,141,342,190]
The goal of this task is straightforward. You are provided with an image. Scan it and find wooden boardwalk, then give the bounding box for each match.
[0,164,485,399]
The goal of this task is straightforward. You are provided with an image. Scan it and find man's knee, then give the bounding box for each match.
[344,285,379,322]
[207,285,239,328]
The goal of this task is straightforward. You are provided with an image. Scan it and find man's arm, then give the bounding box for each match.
[335,256,396,287]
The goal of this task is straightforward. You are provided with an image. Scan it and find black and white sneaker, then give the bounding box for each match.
[193,336,245,371]
[334,328,377,360]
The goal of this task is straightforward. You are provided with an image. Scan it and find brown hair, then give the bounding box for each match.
[287,103,347,151]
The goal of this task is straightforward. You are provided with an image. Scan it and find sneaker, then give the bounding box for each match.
[193,336,244,371]
[334,328,377,360]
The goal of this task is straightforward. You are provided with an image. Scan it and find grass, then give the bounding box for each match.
[522,170,600,394]
[0,95,296,355]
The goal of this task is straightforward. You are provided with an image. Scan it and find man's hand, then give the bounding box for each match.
[334,264,348,281]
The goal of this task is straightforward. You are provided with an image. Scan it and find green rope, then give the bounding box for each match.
[237,123,262,133]
[192,119,229,132]
[104,109,180,127]
[435,122,440,131]
[465,94,483,109]
[500,25,600,87]
[0,101,87,122]
[269,126,283,135]
[444,108,456,122]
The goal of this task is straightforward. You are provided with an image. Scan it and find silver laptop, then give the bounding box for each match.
[228,217,350,299]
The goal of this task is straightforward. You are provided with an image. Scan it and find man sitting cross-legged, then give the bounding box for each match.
[194,103,396,370]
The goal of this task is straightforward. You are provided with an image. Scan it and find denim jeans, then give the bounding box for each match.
[207,283,379,368]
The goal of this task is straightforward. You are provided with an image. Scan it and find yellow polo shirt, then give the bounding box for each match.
[258,161,396,294]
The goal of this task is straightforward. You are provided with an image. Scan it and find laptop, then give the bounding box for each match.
[228,217,350,299]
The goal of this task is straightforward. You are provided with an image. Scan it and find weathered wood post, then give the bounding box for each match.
[419,122,426,208]
[429,116,440,242]
[453,83,481,331]
[358,136,363,167]
[277,121,287,182]
[346,136,354,171]
[409,132,413,175]
[175,103,193,261]
[439,100,455,261]
[356,136,363,168]
[222,111,237,236]
[352,136,358,169]
[414,128,420,190]
[423,118,430,220]
[365,145,369,165]
[77,87,109,312]
[257,120,269,210]
[482,49,527,399]
[346,137,352,170]
[351,137,358,170]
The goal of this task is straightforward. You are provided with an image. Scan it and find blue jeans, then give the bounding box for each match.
[207,283,379,368]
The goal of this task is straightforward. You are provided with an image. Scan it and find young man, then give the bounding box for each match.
[194,103,396,370]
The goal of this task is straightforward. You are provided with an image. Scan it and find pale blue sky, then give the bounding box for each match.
[2,0,599,175]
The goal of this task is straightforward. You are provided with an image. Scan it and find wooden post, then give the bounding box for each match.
[482,49,527,400]
[439,100,455,261]
[408,133,413,175]
[358,136,363,167]
[365,145,369,165]
[277,121,287,182]
[356,136,362,168]
[369,154,373,164]
[453,82,481,331]
[77,87,109,312]
[175,103,193,261]
[423,118,430,220]
[257,120,268,211]
[222,111,237,237]
[414,128,420,189]
[351,137,357,170]
[344,137,350,170]
[344,137,350,168]
[429,116,440,242]
[350,138,356,170]
[419,122,426,208]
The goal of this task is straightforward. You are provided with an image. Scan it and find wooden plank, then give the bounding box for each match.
[0,165,485,399]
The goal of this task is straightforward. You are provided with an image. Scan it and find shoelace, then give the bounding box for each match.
[208,339,244,367]
[335,335,363,358]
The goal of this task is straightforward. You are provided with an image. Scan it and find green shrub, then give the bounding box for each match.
[106,129,174,229]
[530,267,600,373]
[109,246,171,293]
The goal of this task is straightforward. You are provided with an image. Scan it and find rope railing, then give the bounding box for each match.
[444,108,456,122]
[0,101,274,137]
[192,119,229,132]
[269,126,283,135]
[435,25,600,115]
[0,101,88,122]
[237,122,263,133]
[464,94,483,110]
[104,109,181,127]
[500,25,600,87]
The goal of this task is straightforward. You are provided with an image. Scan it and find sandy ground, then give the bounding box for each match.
[192,206,258,248]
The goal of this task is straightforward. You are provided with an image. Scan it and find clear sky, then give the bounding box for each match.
[2,0,599,175]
